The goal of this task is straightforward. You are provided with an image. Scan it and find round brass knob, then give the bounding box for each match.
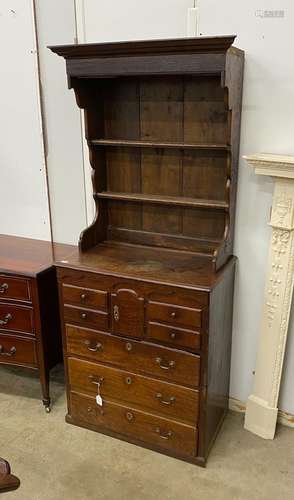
[81,312,87,319]
[126,411,134,421]
[170,332,176,340]
[81,293,87,300]
[171,311,176,319]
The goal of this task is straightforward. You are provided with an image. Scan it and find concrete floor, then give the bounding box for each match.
[0,365,293,500]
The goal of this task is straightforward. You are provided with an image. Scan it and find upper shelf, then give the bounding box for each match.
[89,139,230,151]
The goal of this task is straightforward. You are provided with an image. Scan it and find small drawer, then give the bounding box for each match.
[70,391,197,457]
[0,334,37,366]
[146,301,202,330]
[0,275,31,303]
[62,284,108,310]
[66,325,200,387]
[147,322,201,351]
[68,357,199,425]
[0,303,34,335]
[64,305,109,331]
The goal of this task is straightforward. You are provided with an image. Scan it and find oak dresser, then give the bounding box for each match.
[51,36,244,465]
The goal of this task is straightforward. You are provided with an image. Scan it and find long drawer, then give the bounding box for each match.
[0,303,34,335]
[68,357,199,425]
[66,325,200,387]
[0,334,37,366]
[70,391,197,457]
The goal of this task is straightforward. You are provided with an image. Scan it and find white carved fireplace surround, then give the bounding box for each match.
[243,154,294,439]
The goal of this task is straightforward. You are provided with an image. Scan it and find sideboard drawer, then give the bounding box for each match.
[70,391,198,457]
[0,303,34,335]
[146,301,202,329]
[146,322,201,351]
[0,275,31,303]
[0,334,37,366]
[62,284,108,310]
[68,357,199,425]
[64,305,109,331]
[66,325,200,387]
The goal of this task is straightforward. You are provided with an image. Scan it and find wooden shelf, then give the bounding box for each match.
[89,139,230,151]
[95,191,229,210]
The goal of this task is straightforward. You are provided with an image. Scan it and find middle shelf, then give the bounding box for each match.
[95,192,229,210]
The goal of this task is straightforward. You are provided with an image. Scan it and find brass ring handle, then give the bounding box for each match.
[0,313,12,326]
[155,357,176,370]
[126,411,134,422]
[125,342,132,352]
[156,393,176,405]
[0,345,16,356]
[84,340,103,352]
[155,427,172,440]
[0,283,8,294]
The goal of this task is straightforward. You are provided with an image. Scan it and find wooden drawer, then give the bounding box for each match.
[64,305,108,331]
[66,325,200,387]
[68,357,199,425]
[70,391,197,457]
[62,284,108,310]
[0,275,31,303]
[147,322,201,351]
[0,334,37,366]
[0,303,34,335]
[146,301,202,329]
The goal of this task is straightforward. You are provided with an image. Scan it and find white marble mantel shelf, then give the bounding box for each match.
[243,153,294,439]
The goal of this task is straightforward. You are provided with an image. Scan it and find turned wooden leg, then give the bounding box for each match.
[0,458,20,493]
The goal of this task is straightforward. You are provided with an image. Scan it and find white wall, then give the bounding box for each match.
[0,1,51,240]
[197,0,294,412]
[35,1,87,245]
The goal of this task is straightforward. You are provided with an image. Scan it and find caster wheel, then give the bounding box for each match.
[45,406,51,413]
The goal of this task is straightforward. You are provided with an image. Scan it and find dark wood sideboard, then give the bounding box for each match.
[50,36,244,465]
[0,234,75,411]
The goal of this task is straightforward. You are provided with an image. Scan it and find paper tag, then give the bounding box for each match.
[96,394,103,406]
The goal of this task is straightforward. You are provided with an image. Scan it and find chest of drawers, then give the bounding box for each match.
[0,234,74,412]
[57,254,235,466]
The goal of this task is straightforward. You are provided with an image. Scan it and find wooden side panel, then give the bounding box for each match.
[204,261,235,458]
[182,208,225,240]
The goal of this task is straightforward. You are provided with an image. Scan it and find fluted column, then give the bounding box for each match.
[243,154,294,439]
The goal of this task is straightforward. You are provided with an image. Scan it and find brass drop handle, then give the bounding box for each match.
[156,393,176,406]
[0,283,8,294]
[155,427,172,440]
[0,313,12,326]
[0,345,16,357]
[84,340,103,352]
[88,375,104,386]
[113,304,119,322]
[155,357,175,370]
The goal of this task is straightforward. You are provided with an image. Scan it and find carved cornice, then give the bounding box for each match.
[243,153,294,179]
